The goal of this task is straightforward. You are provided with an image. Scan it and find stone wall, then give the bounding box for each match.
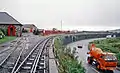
[0,25,7,29]
[62,33,110,45]
[14,25,22,36]
[0,24,22,36]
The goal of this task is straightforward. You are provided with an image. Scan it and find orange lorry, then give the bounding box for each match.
[87,44,117,73]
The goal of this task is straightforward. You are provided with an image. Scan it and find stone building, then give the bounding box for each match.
[22,24,37,32]
[0,12,22,36]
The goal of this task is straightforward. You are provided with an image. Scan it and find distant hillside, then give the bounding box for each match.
[108,29,120,33]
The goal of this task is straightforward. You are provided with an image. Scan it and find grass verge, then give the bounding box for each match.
[0,36,16,44]
[54,37,86,73]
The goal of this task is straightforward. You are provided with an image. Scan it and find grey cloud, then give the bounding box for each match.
[0,0,120,30]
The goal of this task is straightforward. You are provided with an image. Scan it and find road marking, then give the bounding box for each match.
[91,67,100,73]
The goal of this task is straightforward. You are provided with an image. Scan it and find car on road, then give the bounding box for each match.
[78,45,82,48]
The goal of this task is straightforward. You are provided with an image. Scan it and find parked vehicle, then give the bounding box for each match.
[87,44,117,73]
[77,45,82,48]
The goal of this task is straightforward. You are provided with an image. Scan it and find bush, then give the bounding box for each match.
[0,28,7,36]
[0,30,5,39]
[111,43,120,48]
[116,53,120,66]
[106,38,119,43]
[54,37,86,73]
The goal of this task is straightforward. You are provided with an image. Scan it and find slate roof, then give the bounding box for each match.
[23,24,37,28]
[0,12,22,25]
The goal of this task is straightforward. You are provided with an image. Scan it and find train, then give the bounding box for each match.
[33,29,72,36]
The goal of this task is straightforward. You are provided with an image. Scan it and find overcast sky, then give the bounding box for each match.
[0,0,120,31]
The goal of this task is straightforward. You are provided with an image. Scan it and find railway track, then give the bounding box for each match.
[0,37,22,65]
[0,37,25,73]
[0,38,22,62]
[0,35,53,73]
[14,37,51,73]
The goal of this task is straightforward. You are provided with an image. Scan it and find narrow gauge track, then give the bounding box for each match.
[0,37,25,73]
[31,38,53,73]
[14,37,52,73]
[0,39,20,54]
[0,37,22,66]
[0,38,22,63]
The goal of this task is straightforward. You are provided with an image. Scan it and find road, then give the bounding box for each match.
[67,38,120,73]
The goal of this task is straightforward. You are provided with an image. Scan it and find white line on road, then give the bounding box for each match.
[91,67,100,73]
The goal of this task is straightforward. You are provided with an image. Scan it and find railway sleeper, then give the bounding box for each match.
[40,59,45,63]
[33,52,38,55]
[7,62,15,65]
[22,66,31,70]
[37,66,45,70]
[35,69,45,73]
[28,58,34,61]
[8,66,14,69]
[31,55,37,58]
[39,62,45,65]
[37,62,45,69]
[2,65,13,69]
[41,58,44,61]
[26,62,33,65]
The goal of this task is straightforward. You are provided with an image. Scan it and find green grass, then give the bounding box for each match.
[0,36,16,44]
[54,37,86,73]
[89,38,120,66]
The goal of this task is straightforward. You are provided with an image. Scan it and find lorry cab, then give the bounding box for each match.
[99,53,117,71]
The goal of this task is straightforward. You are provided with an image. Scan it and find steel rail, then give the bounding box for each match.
[31,38,50,73]
[14,38,49,73]
[11,41,26,73]
[0,38,22,66]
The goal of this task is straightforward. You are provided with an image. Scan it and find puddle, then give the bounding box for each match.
[1,44,10,47]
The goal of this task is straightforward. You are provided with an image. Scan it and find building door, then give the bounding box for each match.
[8,25,16,36]
[10,27,13,36]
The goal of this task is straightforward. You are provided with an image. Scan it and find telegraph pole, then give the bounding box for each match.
[61,20,62,31]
